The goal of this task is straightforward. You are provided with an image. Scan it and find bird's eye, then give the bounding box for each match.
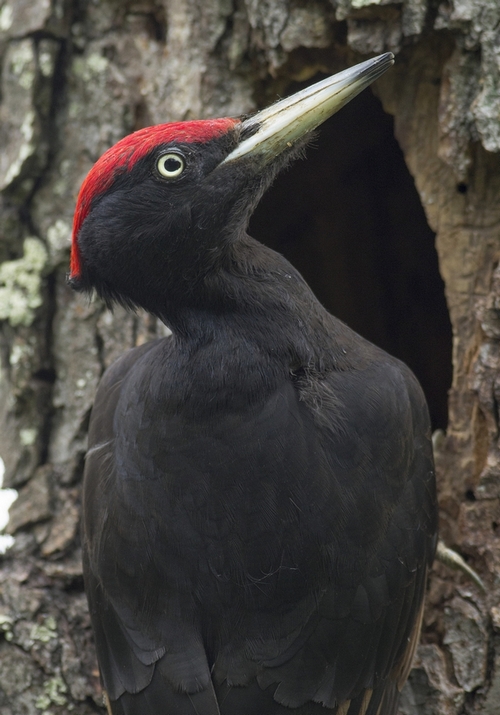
[156,153,185,179]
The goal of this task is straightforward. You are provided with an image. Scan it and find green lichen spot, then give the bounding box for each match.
[0,237,47,327]
[72,52,109,83]
[87,52,108,74]
[35,676,68,710]
[10,40,35,90]
[0,4,13,31]
[39,50,55,78]
[35,694,51,710]
[0,613,13,635]
[9,341,34,366]
[3,110,36,188]
[20,427,37,446]
[351,0,380,8]
[30,615,57,643]
[46,220,71,256]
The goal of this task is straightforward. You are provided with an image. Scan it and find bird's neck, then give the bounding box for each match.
[158,235,352,374]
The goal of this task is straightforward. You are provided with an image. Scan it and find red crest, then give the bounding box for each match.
[70,118,239,279]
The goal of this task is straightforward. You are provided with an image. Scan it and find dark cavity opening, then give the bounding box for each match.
[250,87,452,431]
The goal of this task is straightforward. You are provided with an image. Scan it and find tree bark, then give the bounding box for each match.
[0,1,499,713]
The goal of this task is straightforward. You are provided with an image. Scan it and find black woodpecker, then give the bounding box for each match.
[70,53,437,715]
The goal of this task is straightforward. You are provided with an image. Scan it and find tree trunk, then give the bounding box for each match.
[0,1,499,713]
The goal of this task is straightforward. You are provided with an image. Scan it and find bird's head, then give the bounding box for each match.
[69,53,393,318]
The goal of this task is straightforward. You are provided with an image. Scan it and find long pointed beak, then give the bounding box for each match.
[223,53,394,165]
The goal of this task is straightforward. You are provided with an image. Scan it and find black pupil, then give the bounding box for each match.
[164,156,181,173]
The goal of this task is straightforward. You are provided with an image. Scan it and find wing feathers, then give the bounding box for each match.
[109,664,220,715]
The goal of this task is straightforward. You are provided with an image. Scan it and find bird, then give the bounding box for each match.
[70,52,437,715]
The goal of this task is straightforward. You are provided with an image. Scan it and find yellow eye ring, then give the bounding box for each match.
[156,153,185,179]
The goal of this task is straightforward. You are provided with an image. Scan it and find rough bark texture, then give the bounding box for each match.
[0,0,499,713]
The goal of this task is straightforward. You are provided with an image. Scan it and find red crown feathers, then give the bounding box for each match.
[70,117,239,280]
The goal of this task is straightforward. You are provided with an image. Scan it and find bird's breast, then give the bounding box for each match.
[108,369,337,609]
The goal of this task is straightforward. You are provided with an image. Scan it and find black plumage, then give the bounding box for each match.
[71,54,437,715]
